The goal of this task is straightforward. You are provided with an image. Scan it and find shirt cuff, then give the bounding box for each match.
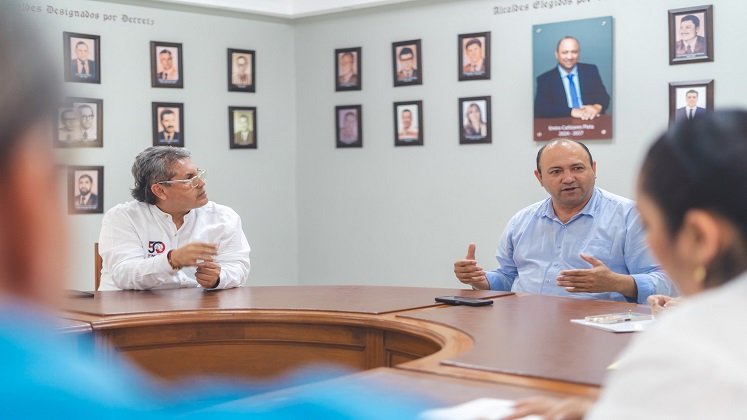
[161,253,179,275]
[631,274,654,304]
[485,271,498,290]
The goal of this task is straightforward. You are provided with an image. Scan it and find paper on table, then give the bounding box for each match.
[571,318,653,333]
[418,398,541,420]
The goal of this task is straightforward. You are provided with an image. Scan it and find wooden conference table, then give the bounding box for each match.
[60,286,648,405]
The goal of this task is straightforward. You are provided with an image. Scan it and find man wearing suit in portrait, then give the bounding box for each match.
[396,47,419,82]
[70,41,96,81]
[74,174,99,209]
[675,89,707,122]
[157,49,179,83]
[462,38,486,76]
[157,109,181,144]
[534,36,610,120]
[675,14,707,57]
[233,114,254,146]
[337,52,358,87]
[231,55,252,87]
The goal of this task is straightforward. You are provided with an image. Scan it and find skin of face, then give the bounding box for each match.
[237,57,247,69]
[534,141,597,211]
[78,176,92,195]
[555,38,580,72]
[79,107,94,129]
[466,43,482,64]
[402,110,412,129]
[686,92,699,108]
[237,116,249,132]
[340,54,353,74]
[159,51,173,71]
[467,104,482,125]
[160,159,208,211]
[679,20,697,42]
[161,112,176,134]
[75,43,89,61]
[61,110,77,130]
[400,52,414,71]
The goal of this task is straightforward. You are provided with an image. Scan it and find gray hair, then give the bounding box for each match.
[130,146,191,204]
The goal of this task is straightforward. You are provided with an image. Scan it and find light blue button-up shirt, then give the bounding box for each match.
[486,188,675,303]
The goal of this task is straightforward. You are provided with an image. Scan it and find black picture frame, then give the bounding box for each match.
[335,47,362,91]
[668,79,714,125]
[335,105,362,148]
[150,41,183,88]
[393,100,423,147]
[152,102,184,147]
[227,48,256,92]
[668,5,714,65]
[459,96,492,145]
[55,97,104,148]
[68,165,104,214]
[228,106,257,149]
[392,39,422,87]
[458,32,490,81]
[63,32,101,84]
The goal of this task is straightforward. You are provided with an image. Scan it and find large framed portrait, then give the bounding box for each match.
[68,166,104,215]
[392,39,422,87]
[669,5,713,65]
[393,100,423,147]
[459,96,491,145]
[228,106,257,149]
[458,32,490,81]
[669,79,714,125]
[336,105,362,148]
[150,41,183,88]
[64,32,100,84]
[227,48,255,92]
[55,97,103,148]
[335,47,362,91]
[533,16,613,141]
[152,102,184,147]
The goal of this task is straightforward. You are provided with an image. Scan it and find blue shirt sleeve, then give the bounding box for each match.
[486,218,519,291]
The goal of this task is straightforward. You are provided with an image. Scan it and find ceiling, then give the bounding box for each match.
[148,0,418,18]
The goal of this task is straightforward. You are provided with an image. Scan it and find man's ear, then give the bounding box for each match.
[151,183,167,201]
[534,169,543,187]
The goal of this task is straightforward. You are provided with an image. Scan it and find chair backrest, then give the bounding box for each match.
[94,242,102,291]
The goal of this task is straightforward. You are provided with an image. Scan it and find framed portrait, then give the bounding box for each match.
[458,32,490,81]
[335,47,362,91]
[392,39,422,87]
[533,16,613,141]
[336,105,362,148]
[150,41,183,88]
[68,166,104,215]
[228,106,257,149]
[55,97,103,148]
[152,102,184,147]
[393,100,423,146]
[227,48,255,92]
[64,32,100,84]
[459,96,491,145]
[669,5,713,65]
[669,79,714,125]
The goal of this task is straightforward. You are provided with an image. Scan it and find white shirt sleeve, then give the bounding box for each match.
[212,208,251,289]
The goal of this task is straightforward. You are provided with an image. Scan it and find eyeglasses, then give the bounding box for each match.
[157,169,207,189]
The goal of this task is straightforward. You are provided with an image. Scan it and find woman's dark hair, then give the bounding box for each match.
[640,109,747,286]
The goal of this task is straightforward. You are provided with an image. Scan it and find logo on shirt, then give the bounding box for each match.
[148,241,166,255]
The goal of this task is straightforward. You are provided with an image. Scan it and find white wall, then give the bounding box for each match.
[294,0,746,287]
[25,0,298,290]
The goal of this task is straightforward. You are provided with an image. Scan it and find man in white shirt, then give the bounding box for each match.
[98,146,251,290]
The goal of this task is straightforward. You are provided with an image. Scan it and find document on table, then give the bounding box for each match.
[419,398,541,420]
[570,318,653,332]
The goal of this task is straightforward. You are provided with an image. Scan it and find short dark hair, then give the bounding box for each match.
[131,146,191,204]
[536,139,593,173]
[399,47,414,58]
[680,14,701,28]
[159,109,175,122]
[556,36,580,52]
[465,38,482,50]
[78,174,93,184]
[75,41,88,49]
[640,109,747,287]
[686,89,699,96]
[159,49,172,57]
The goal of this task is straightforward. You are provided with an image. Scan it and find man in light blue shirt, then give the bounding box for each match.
[454,139,674,303]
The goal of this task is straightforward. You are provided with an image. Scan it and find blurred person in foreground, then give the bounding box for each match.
[506,110,747,419]
[0,10,423,419]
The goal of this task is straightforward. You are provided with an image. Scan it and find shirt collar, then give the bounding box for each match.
[557,65,578,78]
[539,187,600,223]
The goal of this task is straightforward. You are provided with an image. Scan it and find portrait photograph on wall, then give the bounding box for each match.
[152,102,184,147]
[336,105,362,148]
[458,32,490,81]
[64,32,100,84]
[533,16,613,141]
[669,5,713,65]
[228,106,257,149]
[55,97,103,148]
[392,39,422,87]
[459,96,491,145]
[335,47,361,91]
[150,41,183,88]
[68,166,104,215]
[393,100,423,146]
[227,48,255,92]
[669,79,714,125]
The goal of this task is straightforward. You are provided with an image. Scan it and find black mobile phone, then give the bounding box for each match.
[435,296,493,307]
